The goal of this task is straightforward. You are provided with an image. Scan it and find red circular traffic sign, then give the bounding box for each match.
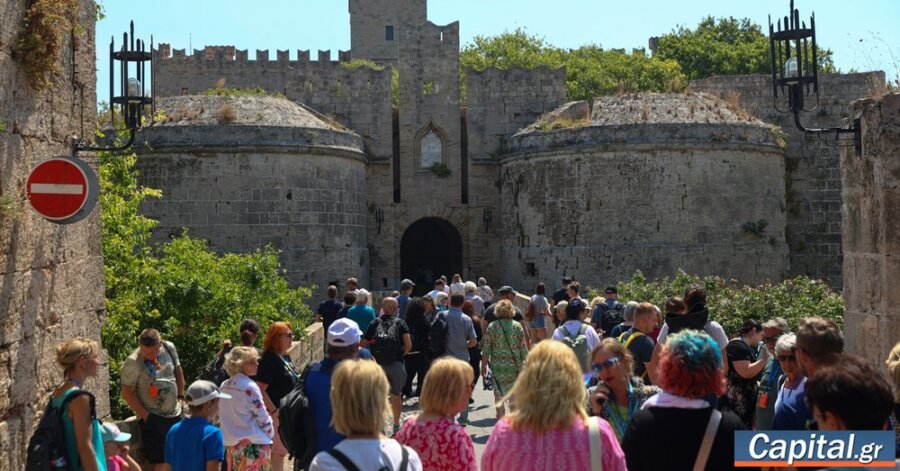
[26,158,98,223]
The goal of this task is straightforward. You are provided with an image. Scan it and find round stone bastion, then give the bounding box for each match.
[134,95,369,294]
[500,93,788,289]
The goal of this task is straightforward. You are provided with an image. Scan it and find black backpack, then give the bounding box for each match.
[371,317,403,365]
[278,362,316,468]
[199,352,230,386]
[599,302,625,338]
[428,312,449,359]
[26,390,96,471]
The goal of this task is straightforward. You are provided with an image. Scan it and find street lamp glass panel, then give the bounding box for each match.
[785,57,799,80]
[127,78,143,100]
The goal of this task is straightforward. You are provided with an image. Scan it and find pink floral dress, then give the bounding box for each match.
[395,416,477,471]
[481,415,627,471]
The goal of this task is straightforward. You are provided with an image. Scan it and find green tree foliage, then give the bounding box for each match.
[655,16,836,80]
[460,29,686,102]
[100,146,312,418]
[587,271,844,338]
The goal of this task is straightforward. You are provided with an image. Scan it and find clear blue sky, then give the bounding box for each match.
[96,0,899,103]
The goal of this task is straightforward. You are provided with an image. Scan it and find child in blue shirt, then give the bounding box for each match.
[165,380,230,471]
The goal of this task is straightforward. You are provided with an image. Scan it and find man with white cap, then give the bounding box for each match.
[300,318,368,466]
[165,380,231,471]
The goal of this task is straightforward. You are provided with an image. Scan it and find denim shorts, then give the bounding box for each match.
[530,315,546,329]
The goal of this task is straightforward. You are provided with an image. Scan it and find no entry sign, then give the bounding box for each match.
[26,157,99,224]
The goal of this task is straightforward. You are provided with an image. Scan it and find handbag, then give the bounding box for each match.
[483,365,495,391]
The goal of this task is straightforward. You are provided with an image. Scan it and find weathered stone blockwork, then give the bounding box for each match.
[501,94,787,290]
[136,96,370,297]
[153,48,394,160]
[349,0,426,65]
[0,1,106,468]
[840,93,900,365]
[692,73,886,289]
[466,67,568,161]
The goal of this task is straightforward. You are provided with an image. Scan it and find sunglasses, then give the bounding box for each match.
[763,335,781,344]
[778,354,796,362]
[592,357,621,373]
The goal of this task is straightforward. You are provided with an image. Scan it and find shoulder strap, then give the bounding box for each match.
[161,340,175,361]
[60,390,97,420]
[588,417,603,471]
[693,409,722,471]
[327,449,361,471]
[399,444,409,471]
[577,323,589,336]
[623,331,645,349]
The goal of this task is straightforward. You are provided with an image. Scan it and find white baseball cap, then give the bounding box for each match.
[328,318,363,347]
[185,380,232,406]
[100,423,132,443]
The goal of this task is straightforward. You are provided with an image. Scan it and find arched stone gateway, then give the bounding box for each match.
[401,218,463,296]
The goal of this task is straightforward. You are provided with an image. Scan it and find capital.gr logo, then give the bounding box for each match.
[735,431,895,467]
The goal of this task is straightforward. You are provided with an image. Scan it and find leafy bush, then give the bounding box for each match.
[100,146,312,419]
[587,271,844,337]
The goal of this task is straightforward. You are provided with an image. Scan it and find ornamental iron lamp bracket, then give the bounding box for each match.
[73,21,154,158]
[768,0,861,154]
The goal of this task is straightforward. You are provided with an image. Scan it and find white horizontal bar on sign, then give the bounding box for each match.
[30,183,84,195]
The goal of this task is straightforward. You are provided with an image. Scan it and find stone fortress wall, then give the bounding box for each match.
[692,72,886,289]
[500,95,788,290]
[840,92,900,367]
[153,46,395,161]
[147,0,885,298]
[0,0,106,468]
[135,95,371,291]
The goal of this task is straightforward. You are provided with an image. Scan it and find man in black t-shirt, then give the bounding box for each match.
[551,276,572,306]
[362,297,411,435]
[618,303,657,383]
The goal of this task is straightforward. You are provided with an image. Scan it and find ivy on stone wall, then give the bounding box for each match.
[13,0,80,90]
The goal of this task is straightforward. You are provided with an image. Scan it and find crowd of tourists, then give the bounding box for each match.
[36,274,900,471]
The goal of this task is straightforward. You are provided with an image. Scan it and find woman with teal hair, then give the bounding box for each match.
[622,330,751,471]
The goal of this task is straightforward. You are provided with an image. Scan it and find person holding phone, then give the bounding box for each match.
[586,339,659,443]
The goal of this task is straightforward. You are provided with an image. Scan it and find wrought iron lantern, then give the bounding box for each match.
[375,207,385,234]
[73,21,153,157]
[769,0,861,153]
[483,207,493,234]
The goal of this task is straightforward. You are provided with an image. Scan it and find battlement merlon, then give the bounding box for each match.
[155,44,354,66]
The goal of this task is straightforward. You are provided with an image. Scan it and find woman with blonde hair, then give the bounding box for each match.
[586,339,659,442]
[481,299,528,419]
[220,346,274,470]
[51,337,105,471]
[395,358,476,471]
[252,323,298,471]
[310,360,423,470]
[482,341,626,471]
[886,341,900,458]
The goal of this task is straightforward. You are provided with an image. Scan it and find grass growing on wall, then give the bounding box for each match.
[13,0,80,90]
[586,271,844,337]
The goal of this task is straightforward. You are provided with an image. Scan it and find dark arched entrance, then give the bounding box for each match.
[401,218,463,296]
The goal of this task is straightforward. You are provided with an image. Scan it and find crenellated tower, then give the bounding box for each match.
[349,0,427,66]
